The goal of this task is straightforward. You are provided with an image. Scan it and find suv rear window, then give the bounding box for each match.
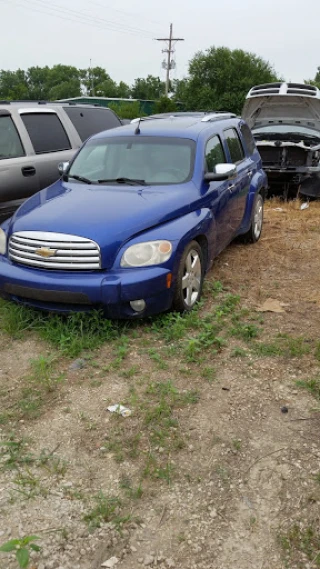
[21,113,71,154]
[224,128,244,163]
[0,116,25,160]
[64,107,121,142]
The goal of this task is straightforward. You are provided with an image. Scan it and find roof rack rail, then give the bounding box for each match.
[201,112,236,122]
[131,116,163,124]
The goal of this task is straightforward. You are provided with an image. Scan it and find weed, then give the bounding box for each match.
[201,366,217,382]
[121,365,140,378]
[296,377,320,400]
[232,439,242,451]
[78,412,98,431]
[90,379,103,388]
[184,334,224,363]
[155,461,174,484]
[230,347,248,358]
[215,294,240,318]
[0,535,41,568]
[148,349,169,370]
[0,302,124,357]
[315,342,320,361]
[119,477,143,499]
[253,335,312,360]
[230,323,259,341]
[0,437,33,470]
[112,336,130,369]
[285,336,311,358]
[280,524,320,567]
[253,342,283,357]
[12,470,46,501]
[83,492,123,530]
[215,465,230,484]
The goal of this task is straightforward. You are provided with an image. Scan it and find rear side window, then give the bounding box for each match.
[240,123,256,155]
[224,128,244,163]
[21,113,71,154]
[0,115,25,160]
[63,107,121,142]
[205,135,225,171]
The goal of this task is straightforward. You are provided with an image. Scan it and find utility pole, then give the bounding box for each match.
[89,59,95,97]
[156,24,184,97]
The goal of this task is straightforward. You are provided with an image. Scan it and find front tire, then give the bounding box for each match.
[172,241,204,312]
[241,192,264,243]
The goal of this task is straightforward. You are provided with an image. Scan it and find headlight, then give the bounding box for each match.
[121,240,172,268]
[0,229,7,255]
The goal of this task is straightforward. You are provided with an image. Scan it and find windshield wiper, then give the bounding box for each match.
[97,177,147,186]
[68,174,93,184]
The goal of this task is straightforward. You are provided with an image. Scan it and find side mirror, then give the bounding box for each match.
[58,161,70,176]
[204,163,237,182]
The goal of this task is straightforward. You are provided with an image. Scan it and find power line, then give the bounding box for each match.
[29,0,158,37]
[0,0,160,39]
[156,23,184,96]
[87,0,166,32]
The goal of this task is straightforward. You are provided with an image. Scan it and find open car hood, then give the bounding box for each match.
[242,95,320,131]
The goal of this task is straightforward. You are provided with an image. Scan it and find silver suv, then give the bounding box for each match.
[0,101,121,220]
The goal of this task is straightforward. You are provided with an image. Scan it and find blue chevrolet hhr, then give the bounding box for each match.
[0,113,267,318]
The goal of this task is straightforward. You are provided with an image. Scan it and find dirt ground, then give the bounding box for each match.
[0,200,320,569]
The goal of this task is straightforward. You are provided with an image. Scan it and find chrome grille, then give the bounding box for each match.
[9,231,101,270]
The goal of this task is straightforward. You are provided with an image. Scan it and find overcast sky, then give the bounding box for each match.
[0,0,319,86]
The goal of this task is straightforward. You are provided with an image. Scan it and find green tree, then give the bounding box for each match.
[0,69,29,100]
[117,81,131,98]
[47,64,81,99]
[171,78,189,102]
[131,75,164,100]
[108,101,141,120]
[154,97,178,113]
[182,46,279,114]
[27,66,51,99]
[305,66,320,89]
[80,66,120,98]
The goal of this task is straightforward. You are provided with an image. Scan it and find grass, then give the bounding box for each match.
[230,347,248,358]
[17,356,64,420]
[101,379,199,483]
[83,491,125,531]
[253,335,312,359]
[280,524,320,568]
[0,300,127,357]
[296,377,320,400]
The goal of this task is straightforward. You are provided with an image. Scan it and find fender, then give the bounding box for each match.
[114,208,217,274]
[237,170,268,235]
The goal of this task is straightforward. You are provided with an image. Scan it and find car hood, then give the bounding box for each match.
[242,95,320,130]
[9,180,194,269]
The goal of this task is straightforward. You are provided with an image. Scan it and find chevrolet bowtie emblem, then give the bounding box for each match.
[35,247,57,258]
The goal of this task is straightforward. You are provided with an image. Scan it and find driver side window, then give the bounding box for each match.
[205,135,225,172]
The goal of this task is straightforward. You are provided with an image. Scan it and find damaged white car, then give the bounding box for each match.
[242,82,320,198]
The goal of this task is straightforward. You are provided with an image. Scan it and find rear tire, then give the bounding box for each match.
[241,193,264,243]
[172,241,204,312]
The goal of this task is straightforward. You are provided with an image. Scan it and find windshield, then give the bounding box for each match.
[68,136,195,185]
[253,124,320,139]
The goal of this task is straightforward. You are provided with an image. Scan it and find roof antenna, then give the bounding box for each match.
[135,117,142,135]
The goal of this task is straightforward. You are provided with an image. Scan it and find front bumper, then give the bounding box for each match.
[0,257,174,318]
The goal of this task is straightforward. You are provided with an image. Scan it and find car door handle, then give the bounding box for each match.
[247,171,253,178]
[228,184,235,191]
[22,166,36,177]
